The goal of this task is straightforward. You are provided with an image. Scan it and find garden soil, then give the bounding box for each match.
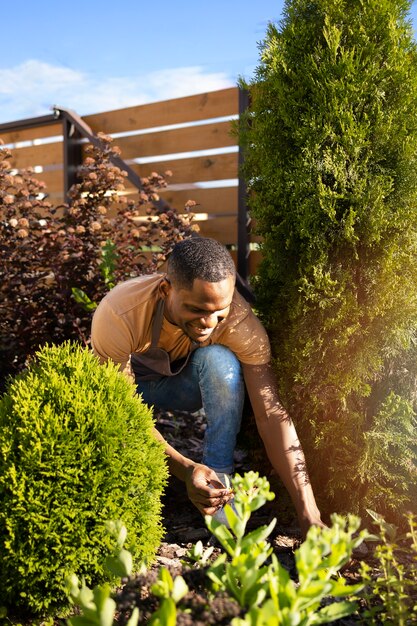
[113,407,370,625]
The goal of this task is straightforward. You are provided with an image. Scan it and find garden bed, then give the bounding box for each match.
[110,407,368,626]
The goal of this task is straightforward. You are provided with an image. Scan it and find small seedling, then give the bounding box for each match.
[66,522,139,626]
[185,540,215,566]
[149,568,188,626]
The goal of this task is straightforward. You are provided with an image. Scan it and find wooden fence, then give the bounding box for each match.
[0,87,259,280]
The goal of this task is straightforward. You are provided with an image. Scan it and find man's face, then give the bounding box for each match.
[161,276,235,343]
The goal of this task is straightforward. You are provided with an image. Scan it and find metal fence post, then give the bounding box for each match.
[237,87,251,285]
[62,116,83,202]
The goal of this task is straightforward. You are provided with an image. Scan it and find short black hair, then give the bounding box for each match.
[167,237,236,289]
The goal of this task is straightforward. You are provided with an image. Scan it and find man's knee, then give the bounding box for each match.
[195,344,240,366]
[192,345,243,387]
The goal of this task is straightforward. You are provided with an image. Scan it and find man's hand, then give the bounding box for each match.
[184,463,233,516]
[299,514,327,541]
[242,363,328,543]
[151,428,233,517]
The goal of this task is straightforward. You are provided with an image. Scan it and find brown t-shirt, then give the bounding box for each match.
[91,274,271,372]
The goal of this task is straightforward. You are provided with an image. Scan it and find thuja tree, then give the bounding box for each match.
[0,342,168,615]
[240,0,417,522]
[0,134,196,388]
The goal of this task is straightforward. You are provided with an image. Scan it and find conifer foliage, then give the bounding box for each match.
[240,0,417,521]
[0,342,168,615]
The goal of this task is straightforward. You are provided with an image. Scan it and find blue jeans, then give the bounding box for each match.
[136,345,244,474]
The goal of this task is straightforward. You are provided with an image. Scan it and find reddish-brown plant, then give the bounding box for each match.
[0,134,197,388]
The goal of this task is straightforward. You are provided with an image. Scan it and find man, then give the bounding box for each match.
[91,236,324,537]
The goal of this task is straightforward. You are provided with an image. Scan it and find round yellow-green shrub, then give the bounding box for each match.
[0,342,168,615]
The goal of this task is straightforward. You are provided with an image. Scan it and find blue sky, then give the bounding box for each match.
[1,0,416,124]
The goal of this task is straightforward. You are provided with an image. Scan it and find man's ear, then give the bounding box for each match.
[159,277,172,299]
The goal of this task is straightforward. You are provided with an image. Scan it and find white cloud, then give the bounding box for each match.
[0,60,235,124]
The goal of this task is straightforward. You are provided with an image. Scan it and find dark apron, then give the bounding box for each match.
[131,298,199,381]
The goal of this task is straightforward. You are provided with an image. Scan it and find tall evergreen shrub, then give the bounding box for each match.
[240,0,417,522]
[0,342,168,615]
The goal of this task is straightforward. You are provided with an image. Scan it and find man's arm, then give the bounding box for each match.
[152,427,233,516]
[242,362,324,538]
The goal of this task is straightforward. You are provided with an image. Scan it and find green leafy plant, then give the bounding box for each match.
[206,472,276,608]
[67,473,417,625]
[239,0,417,523]
[67,526,188,626]
[0,342,168,615]
[148,568,188,626]
[185,539,215,567]
[72,239,120,312]
[206,472,366,624]
[360,510,417,624]
[67,473,368,625]
[99,239,119,291]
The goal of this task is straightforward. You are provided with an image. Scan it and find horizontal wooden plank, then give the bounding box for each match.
[230,250,262,277]
[125,212,237,246]
[31,128,235,189]
[158,186,238,215]
[191,215,237,245]
[41,182,239,214]
[0,122,62,147]
[108,120,236,160]
[246,217,263,244]
[6,123,246,172]
[128,152,238,185]
[43,191,65,204]
[38,152,237,198]
[248,250,263,275]
[34,170,63,194]
[117,187,238,217]
[196,218,259,247]
[85,88,239,135]
[5,141,63,170]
